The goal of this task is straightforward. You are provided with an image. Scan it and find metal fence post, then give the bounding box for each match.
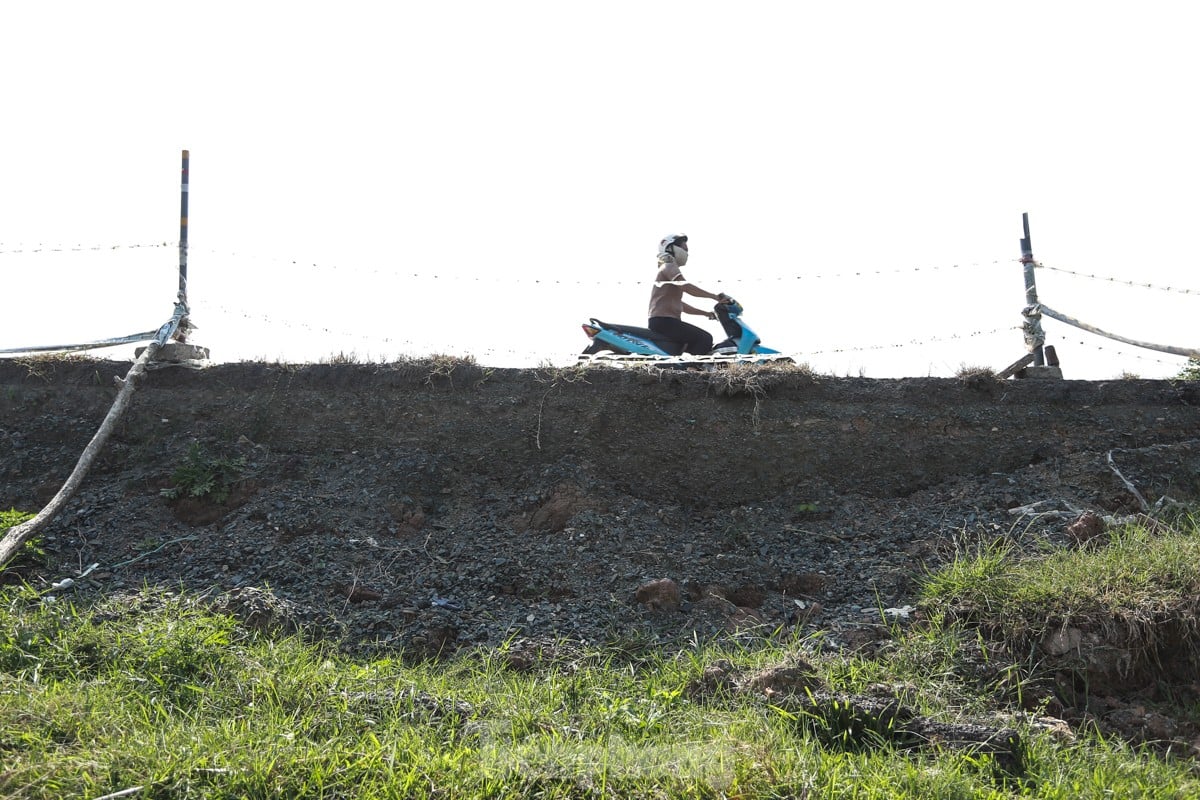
[151,149,209,361]
[179,149,189,308]
[1019,212,1045,366]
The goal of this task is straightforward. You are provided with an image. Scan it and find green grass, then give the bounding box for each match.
[1,509,45,570]
[2,582,1197,798]
[1,509,35,533]
[920,516,1200,644]
[1173,357,1200,381]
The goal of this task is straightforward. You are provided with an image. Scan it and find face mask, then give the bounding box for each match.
[673,246,689,266]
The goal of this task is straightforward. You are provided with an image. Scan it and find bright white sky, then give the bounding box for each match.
[2,1,1197,378]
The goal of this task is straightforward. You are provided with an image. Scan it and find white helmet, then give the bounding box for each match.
[658,233,689,265]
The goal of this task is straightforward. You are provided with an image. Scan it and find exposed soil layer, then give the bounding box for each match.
[3,358,1200,749]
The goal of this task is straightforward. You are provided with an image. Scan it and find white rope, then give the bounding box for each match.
[1033,304,1200,359]
[0,329,160,356]
[1020,305,1046,352]
[0,301,189,357]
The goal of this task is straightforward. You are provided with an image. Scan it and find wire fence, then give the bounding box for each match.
[188,246,1013,287]
[4,239,1196,292]
[1034,262,1200,297]
[2,239,1197,377]
[0,242,172,255]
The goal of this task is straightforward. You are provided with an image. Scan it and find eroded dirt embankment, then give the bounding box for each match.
[4,358,1200,749]
[3,359,1199,510]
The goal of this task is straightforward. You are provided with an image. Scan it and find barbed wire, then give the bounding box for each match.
[0,242,172,255]
[0,240,1026,287]
[197,302,1020,364]
[196,303,530,361]
[199,297,1192,373]
[1051,333,1192,373]
[732,260,1016,283]
[7,242,1198,298]
[1034,261,1199,296]
[186,247,1016,287]
[793,327,1016,358]
[4,242,1193,373]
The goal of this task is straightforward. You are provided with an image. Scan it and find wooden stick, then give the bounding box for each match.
[996,353,1035,379]
[1106,450,1150,512]
[0,343,160,570]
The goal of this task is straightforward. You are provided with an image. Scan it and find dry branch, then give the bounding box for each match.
[0,343,160,570]
[996,353,1035,379]
[1106,450,1150,512]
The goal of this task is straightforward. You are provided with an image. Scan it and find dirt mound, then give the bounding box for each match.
[3,357,1200,746]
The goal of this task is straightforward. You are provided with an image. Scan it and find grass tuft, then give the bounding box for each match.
[920,518,1200,643]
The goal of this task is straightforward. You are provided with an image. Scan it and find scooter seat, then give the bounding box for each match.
[591,320,685,356]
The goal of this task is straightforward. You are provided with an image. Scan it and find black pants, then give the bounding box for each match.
[648,317,713,355]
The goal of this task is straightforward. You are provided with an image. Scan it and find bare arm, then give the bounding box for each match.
[681,280,726,318]
[682,282,723,302]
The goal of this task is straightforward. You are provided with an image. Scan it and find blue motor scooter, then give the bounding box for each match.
[580,299,785,361]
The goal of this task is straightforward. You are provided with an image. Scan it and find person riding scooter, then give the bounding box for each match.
[647,233,730,355]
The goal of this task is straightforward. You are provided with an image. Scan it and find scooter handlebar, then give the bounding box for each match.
[714,296,743,318]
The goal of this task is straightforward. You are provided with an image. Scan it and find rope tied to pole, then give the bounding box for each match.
[1030,303,1200,359]
[1021,304,1046,352]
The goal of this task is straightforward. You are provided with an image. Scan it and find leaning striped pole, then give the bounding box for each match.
[179,149,189,306]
